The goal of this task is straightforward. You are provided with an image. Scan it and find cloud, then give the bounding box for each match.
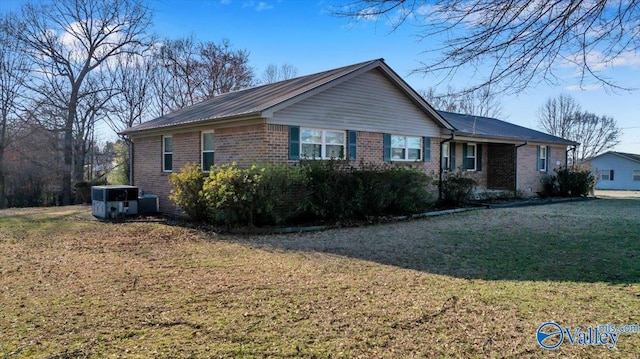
[243,0,273,11]
[564,84,603,91]
[356,7,378,21]
[564,50,640,72]
[256,1,273,11]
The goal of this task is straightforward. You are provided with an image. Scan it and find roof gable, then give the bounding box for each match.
[590,151,640,164]
[123,59,452,134]
[438,111,578,145]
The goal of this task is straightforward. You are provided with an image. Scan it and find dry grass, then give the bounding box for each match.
[1,200,639,358]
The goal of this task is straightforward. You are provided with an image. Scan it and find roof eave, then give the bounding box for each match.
[120,111,264,136]
[453,132,578,145]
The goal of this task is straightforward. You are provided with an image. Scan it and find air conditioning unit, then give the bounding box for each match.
[91,185,139,220]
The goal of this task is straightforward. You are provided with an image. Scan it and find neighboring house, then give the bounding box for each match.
[122,59,577,213]
[585,151,640,190]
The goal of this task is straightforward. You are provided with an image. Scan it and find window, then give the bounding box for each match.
[601,170,614,181]
[162,136,173,172]
[633,170,640,181]
[202,132,215,172]
[300,129,345,159]
[442,142,450,170]
[391,135,422,161]
[538,146,548,172]
[465,143,477,171]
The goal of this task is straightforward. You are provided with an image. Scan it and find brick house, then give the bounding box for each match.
[122,59,577,213]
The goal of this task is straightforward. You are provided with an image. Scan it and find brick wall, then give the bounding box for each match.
[132,135,173,213]
[215,124,267,166]
[449,142,488,189]
[516,144,567,196]
[487,143,515,191]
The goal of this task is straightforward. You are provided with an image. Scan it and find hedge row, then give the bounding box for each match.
[169,161,435,227]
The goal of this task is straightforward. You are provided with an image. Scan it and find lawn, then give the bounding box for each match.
[0,199,639,358]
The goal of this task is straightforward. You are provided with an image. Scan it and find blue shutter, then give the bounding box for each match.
[536,145,542,170]
[383,133,391,161]
[462,143,468,170]
[348,130,357,161]
[610,170,614,181]
[288,126,300,160]
[423,137,431,162]
[450,143,456,171]
[477,144,483,171]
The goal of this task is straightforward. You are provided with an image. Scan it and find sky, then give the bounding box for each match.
[1,0,639,153]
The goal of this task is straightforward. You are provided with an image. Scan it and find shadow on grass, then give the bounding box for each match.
[231,198,640,284]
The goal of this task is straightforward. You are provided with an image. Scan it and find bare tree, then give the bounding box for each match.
[10,0,152,205]
[153,37,254,113]
[537,94,620,162]
[568,111,620,162]
[335,1,640,94]
[420,86,503,118]
[198,39,254,97]
[0,15,29,208]
[262,63,298,84]
[153,36,203,112]
[537,94,581,139]
[106,53,155,138]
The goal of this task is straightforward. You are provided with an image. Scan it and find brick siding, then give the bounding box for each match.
[133,124,569,213]
[516,144,567,196]
[487,143,516,191]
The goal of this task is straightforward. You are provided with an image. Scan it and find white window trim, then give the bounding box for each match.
[162,135,173,173]
[466,143,477,171]
[442,142,450,171]
[539,146,548,172]
[632,170,640,181]
[391,135,422,161]
[601,169,612,181]
[300,128,346,160]
[201,131,215,173]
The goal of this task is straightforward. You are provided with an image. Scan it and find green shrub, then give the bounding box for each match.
[202,164,311,226]
[168,163,208,222]
[541,166,595,198]
[440,171,477,206]
[169,161,434,227]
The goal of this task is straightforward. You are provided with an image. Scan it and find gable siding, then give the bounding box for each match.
[269,69,441,137]
[591,154,640,190]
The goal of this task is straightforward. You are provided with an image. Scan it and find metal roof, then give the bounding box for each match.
[122,58,452,134]
[438,111,579,145]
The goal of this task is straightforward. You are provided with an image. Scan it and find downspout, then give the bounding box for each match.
[514,141,528,195]
[439,132,455,200]
[128,139,134,186]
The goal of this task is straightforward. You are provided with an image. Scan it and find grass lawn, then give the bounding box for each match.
[1,199,639,358]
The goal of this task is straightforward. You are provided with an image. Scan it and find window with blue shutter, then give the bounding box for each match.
[288,126,300,160]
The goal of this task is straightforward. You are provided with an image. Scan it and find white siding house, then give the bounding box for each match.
[589,151,640,190]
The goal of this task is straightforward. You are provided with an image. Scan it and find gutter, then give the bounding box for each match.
[438,132,456,200]
[514,141,528,195]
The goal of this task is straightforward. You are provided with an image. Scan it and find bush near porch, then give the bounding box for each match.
[169,161,434,227]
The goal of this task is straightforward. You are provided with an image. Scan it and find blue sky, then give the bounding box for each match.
[2,0,639,153]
